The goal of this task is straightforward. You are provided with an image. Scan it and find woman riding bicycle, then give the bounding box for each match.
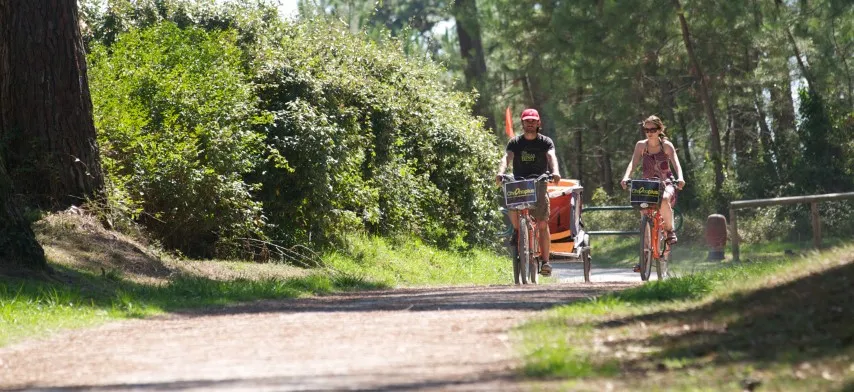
[620,115,686,248]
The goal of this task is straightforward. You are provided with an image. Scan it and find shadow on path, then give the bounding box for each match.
[166,282,637,317]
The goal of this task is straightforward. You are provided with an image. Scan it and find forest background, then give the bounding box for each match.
[1,0,852,265]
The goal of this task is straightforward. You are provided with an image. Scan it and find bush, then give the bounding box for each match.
[88,23,268,258]
[253,20,501,248]
[86,8,503,256]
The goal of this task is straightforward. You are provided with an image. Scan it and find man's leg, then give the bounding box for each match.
[508,210,519,231]
[538,220,550,262]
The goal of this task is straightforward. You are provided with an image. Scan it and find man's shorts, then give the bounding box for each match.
[532,181,550,222]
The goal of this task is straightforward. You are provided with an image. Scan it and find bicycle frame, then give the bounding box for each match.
[506,202,542,285]
[630,178,672,281]
[517,209,541,259]
[503,174,551,284]
[641,207,667,260]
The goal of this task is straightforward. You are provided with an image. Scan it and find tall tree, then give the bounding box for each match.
[1,0,104,209]
[0,0,46,270]
[453,0,495,131]
[0,154,46,271]
[672,0,725,212]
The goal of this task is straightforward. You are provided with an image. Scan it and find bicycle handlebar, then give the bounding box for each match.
[500,172,554,183]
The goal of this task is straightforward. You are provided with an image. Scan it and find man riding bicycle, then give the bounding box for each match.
[495,108,561,276]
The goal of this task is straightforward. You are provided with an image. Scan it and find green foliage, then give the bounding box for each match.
[323,233,513,286]
[88,23,268,258]
[795,89,852,194]
[584,187,635,233]
[83,3,502,255]
[254,20,501,247]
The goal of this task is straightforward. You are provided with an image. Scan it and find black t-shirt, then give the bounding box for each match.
[506,134,555,178]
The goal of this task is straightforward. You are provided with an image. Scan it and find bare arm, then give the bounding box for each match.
[546,149,561,182]
[665,141,685,189]
[495,151,514,185]
[620,141,644,189]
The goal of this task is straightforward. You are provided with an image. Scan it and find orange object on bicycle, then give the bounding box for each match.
[502,173,551,284]
[629,178,671,281]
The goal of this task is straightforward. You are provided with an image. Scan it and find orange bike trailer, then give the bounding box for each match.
[546,179,587,257]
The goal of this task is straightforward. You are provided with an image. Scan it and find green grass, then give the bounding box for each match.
[0,266,385,346]
[589,235,719,273]
[1,233,514,347]
[516,242,854,391]
[589,235,851,273]
[323,234,514,287]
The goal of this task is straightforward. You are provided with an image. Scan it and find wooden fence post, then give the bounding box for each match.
[730,207,739,262]
[811,202,822,249]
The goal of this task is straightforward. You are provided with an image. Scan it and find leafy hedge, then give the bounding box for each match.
[86,5,501,258]
[254,21,501,250]
[89,23,267,258]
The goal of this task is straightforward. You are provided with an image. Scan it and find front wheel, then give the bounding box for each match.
[639,215,654,281]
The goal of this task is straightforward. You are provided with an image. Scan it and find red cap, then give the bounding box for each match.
[521,108,540,121]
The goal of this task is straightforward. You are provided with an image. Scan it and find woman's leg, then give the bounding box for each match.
[659,185,676,232]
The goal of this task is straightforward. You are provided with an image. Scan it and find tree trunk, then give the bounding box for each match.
[597,147,614,195]
[0,153,47,271]
[453,0,496,132]
[769,77,797,180]
[662,79,693,172]
[672,0,725,213]
[0,0,104,210]
[754,96,780,185]
[674,111,692,168]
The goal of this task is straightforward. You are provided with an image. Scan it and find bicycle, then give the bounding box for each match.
[628,178,675,281]
[501,172,553,285]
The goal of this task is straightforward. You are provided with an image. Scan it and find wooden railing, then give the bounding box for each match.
[730,192,854,262]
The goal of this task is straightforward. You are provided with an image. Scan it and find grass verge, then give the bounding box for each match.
[517,243,854,391]
[0,212,514,347]
[323,234,513,287]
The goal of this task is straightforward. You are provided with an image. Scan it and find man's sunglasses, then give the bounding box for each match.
[643,126,660,133]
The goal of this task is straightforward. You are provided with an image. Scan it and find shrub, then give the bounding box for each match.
[253,20,501,248]
[88,23,268,258]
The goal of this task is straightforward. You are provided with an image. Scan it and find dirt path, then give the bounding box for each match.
[0,282,634,391]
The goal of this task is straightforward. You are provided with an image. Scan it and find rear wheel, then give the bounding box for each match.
[656,223,669,280]
[639,215,654,281]
[529,223,540,284]
[518,222,530,284]
[529,258,539,284]
[582,250,591,283]
[511,244,521,285]
[581,234,591,283]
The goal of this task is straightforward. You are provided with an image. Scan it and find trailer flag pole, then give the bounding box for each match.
[504,107,515,139]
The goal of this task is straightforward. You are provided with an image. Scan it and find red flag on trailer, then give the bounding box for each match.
[504,107,514,139]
